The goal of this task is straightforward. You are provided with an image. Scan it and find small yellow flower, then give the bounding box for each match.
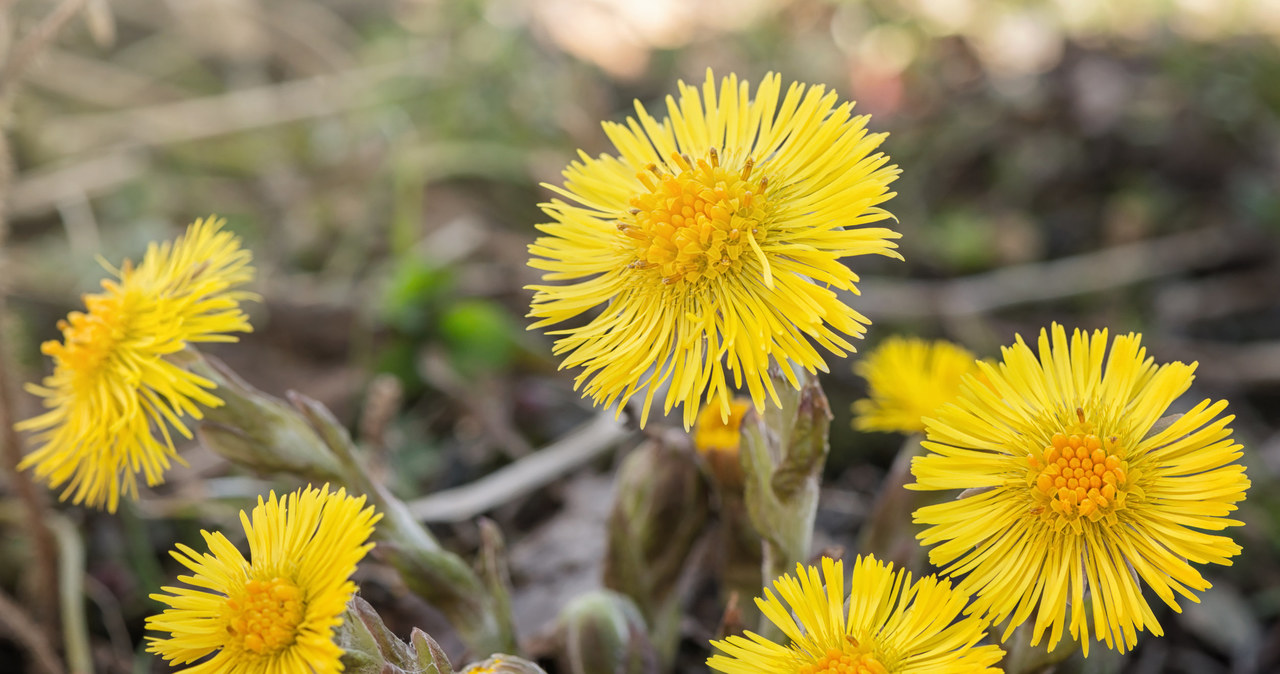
[708,556,1003,673]
[910,324,1250,655]
[852,336,979,434]
[693,397,753,488]
[693,397,753,454]
[17,216,255,511]
[147,484,381,673]
[528,69,901,429]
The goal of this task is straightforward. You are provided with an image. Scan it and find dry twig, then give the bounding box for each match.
[0,0,97,642]
[409,412,632,522]
[0,0,92,107]
[40,52,439,153]
[855,227,1246,319]
[27,47,186,107]
[8,150,148,219]
[1157,338,1280,387]
[45,511,92,674]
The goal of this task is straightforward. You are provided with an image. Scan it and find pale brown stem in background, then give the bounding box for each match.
[855,226,1245,321]
[0,334,63,630]
[0,0,94,643]
[0,140,62,641]
[0,0,92,106]
[408,412,629,522]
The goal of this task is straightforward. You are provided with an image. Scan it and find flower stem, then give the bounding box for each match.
[738,363,832,634]
[191,353,517,656]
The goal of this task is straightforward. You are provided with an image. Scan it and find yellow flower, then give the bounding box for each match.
[910,324,1250,655]
[17,216,255,512]
[528,70,901,428]
[146,484,381,673]
[693,397,753,488]
[852,336,979,434]
[708,556,1003,673]
[693,397,753,454]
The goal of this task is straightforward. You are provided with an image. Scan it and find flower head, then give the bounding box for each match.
[708,555,1003,673]
[528,70,900,428]
[693,397,753,454]
[910,324,1250,654]
[17,216,255,511]
[693,397,753,489]
[853,336,979,434]
[147,484,381,673]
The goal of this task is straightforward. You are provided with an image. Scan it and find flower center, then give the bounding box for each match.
[42,284,132,376]
[798,646,888,674]
[619,149,773,286]
[1028,432,1129,524]
[225,577,306,656]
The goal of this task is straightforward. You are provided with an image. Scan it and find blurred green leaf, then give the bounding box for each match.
[381,257,454,334]
[440,299,517,376]
[375,338,425,396]
[930,209,996,272]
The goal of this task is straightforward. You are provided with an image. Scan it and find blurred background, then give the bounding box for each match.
[2,0,1279,671]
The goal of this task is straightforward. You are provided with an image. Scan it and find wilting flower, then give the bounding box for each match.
[708,555,1003,673]
[17,216,255,511]
[528,70,900,428]
[147,484,381,673]
[852,336,979,434]
[910,324,1250,654]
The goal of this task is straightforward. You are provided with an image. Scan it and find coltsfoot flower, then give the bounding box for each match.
[147,484,381,673]
[852,336,979,434]
[692,397,752,489]
[910,324,1250,654]
[693,397,753,453]
[528,70,901,428]
[708,555,1003,673]
[17,216,255,511]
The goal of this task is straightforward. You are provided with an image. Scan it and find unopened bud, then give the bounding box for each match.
[187,352,345,481]
[556,591,656,674]
[769,377,831,497]
[337,595,454,674]
[190,352,515,655]
[739,363,832,627]
[604,437,708,617]
[460,654,548,674]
